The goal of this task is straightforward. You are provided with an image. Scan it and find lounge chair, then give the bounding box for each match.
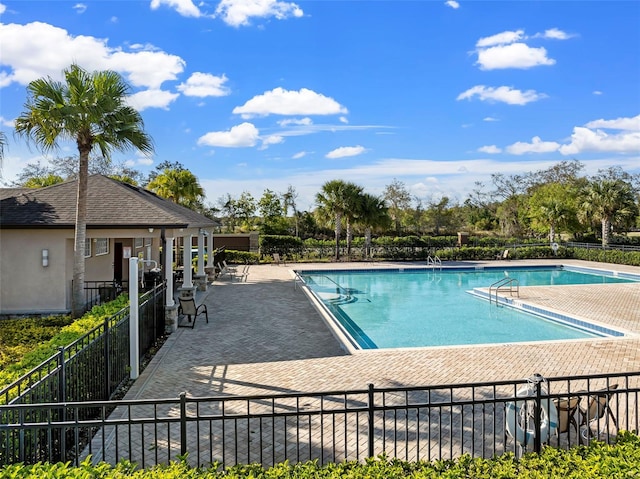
[178,296,208,328]
[553,396,581,443]
[222,260,237,273]
[495,249,509,260]
[579,384,618,440]
[272,253,285,265]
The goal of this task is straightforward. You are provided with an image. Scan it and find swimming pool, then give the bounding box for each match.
[297,266,638,350]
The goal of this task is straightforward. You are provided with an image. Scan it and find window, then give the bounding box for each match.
[135,238,143,248]
[84,238,92,258]
[95,238,109,256]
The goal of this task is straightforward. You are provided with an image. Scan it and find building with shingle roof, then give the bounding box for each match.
[0,175,220,316]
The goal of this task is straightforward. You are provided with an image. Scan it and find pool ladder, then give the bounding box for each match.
[489,277,519,304]
[427,255,442,270]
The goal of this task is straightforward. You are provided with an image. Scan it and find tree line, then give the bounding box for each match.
[2,63,639,317]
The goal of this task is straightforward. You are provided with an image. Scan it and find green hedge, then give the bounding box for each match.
[224,250,260,264]
[0,295,130,391]
[569,247,640,266]
[2,431,639,478]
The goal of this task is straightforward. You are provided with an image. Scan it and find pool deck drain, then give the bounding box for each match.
[125,259,640,400]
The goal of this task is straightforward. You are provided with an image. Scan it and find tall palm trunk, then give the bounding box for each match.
[334,211,342,260]
[365,227,372,257]
[72,145,90,317]
[601,217,611,247]
[549,224,556,243]
[346,220,353,258]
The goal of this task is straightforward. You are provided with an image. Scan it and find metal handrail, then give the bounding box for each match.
[427,255,442,270]
[489,277,519,304]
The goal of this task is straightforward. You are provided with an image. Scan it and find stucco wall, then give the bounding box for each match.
[0,229,70,314]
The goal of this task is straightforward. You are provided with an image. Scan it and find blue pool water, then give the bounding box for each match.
[298,267,637,349]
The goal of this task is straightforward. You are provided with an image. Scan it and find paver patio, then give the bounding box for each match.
[85,259,639,467]
[126,259,640,399]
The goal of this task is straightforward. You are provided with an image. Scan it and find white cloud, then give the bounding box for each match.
[0,116,14,127]
[197,122,260,147]
[0,22,185,89]
[126,89,180,111]
[537,28,574,40]
[445,1,459,9]
[326,145,366,159]
[339,116,349,124]
[476,29,525,48]
[233,87,348,119]
[73,3,87,14]
[585,114,640,131]
[260,135,284,149]
[476,42,555,70]
[457,85,545,105]
[506,136,561,155]
[559,127,640,155]
[483,117,499,122]
[215,0,303,27]
[150,0,203,18]
[292,151,307,159]
[593,90,603,95]
[177,72,230,97]
[0,3,6,14]
[478,145,502,154]
[277,117,313,127]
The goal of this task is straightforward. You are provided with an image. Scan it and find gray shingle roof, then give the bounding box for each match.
[0,175,219,229]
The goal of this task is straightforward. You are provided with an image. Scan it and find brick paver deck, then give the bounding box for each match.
[93,259,638,467]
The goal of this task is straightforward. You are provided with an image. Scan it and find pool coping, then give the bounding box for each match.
[294,263,640,354]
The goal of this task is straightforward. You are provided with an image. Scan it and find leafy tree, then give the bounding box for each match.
[383,178,412,234]
[425,197,454,235]
[281,185,299,236]
[217,193,238,232]
[578,178,638,246]
[235,191,257,230]
[15,64,153,318]
[23,173,65,188]
[527,183,577,242]
[315,180,363,260]
[355,193,390,257]
[258,189,288,234]
[147,167,204,208]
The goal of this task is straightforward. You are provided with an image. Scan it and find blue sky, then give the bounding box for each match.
[1,0,639,210]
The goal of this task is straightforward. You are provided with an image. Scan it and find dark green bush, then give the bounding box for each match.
[2,431,639,478]
[224,250,260,264]
[259,235,305,258]
[0,295,130,391]
[569,248,640,266]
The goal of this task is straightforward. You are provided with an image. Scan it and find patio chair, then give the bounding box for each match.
[579,384,618,440]
[178,296,208,329]
[495,249,509,260]
[553,396,581,443]
[222,260,238,273]
[272,253,285,265]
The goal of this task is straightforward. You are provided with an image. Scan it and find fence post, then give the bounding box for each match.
[367,383,375,458]
[104,318,110,399]
[533,375,542,454]
[58,347,66,403]
[180,392,187,456]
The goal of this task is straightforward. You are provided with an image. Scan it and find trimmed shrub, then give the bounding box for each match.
[1,431,639,478]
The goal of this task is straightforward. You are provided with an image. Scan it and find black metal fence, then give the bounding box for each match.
[83,280,129,310]
[1,371,637,468]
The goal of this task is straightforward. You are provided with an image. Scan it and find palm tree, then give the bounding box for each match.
[316,180,362,260]
[147,167,204,208]
[342,183,364,258]
[15,64,154,317]
[0,131,6,176]
[537,200,570,243]
[355,193,390,258]
[578,179,637,247]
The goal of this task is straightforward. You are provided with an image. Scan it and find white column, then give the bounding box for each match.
[165,237,175,307]
[128,258,140,380]
[183,234,193,288]
[197,230,205,275]
[207,230,214,269]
